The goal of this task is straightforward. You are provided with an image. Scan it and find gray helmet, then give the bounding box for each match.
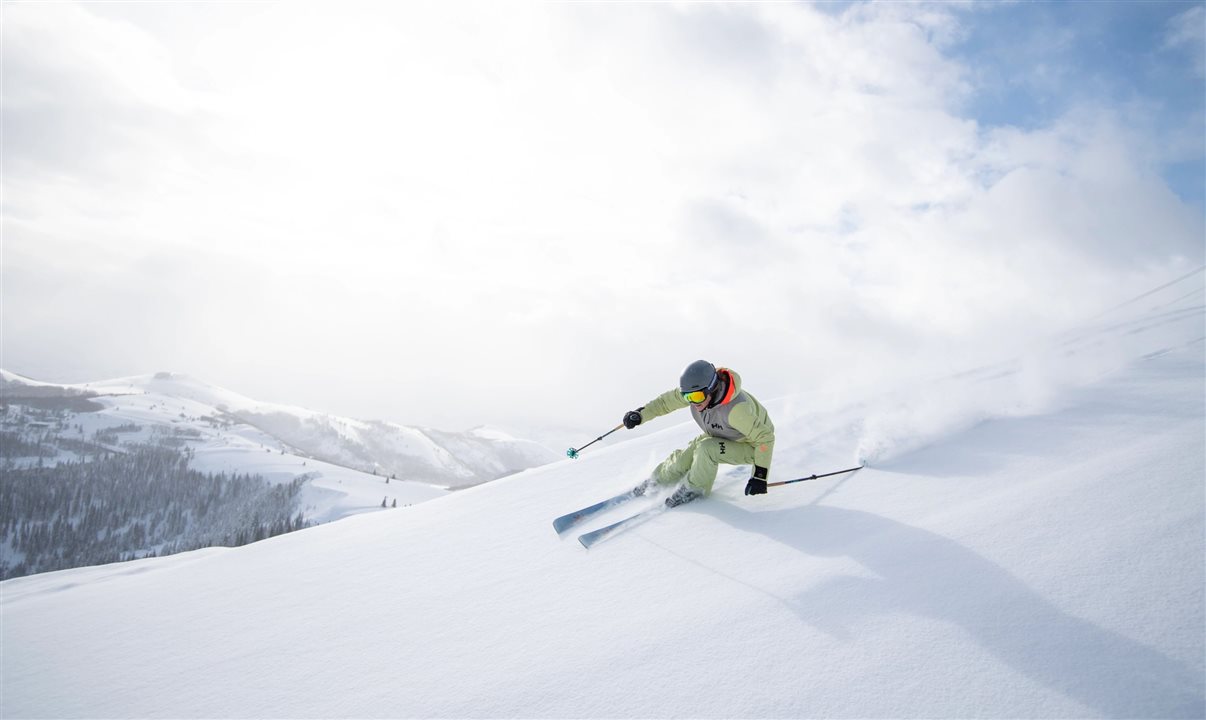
[679,360,718,394]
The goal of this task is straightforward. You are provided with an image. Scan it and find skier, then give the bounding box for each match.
[622,360,775,508]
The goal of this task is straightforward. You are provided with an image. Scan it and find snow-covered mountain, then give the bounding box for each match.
[2,273,1202,717]
[0,369,557,493]
[0,370,558,576]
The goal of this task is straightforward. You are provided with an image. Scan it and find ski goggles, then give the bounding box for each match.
[682,372,719,404]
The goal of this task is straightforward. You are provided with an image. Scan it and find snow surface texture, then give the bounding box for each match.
[2,277,1203,718]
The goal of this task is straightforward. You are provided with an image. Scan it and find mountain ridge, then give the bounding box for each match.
[1,368,557,489]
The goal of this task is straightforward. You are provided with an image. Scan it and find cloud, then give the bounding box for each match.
[1166,5,1206,78]
[3,1,1202,436]
[3,2,201,186]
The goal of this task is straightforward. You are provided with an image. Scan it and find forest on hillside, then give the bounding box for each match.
[1,446,311,580]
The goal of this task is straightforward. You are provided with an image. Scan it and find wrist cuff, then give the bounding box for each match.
[753,465,768,480]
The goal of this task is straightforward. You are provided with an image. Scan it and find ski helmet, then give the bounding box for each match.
[679,360,718,394]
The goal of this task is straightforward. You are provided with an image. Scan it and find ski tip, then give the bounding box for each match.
[553,512,585,535]
[579,527,613,549]
[578,528,605,549]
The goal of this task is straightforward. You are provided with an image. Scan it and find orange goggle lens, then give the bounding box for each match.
[682,390,708,404]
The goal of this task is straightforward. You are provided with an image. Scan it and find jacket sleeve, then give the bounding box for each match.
[639,389,689,423]
[728,401,775,472]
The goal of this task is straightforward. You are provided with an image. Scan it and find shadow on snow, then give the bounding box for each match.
[700,502,1204,718]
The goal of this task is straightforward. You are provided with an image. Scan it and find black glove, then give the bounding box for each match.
[623,409,643,429]
[744,465,769,495]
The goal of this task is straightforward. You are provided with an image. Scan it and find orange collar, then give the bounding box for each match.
[717,368,737,405]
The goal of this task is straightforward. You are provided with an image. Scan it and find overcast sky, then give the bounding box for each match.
[3,1,1203,439]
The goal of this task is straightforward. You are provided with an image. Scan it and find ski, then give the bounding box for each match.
[578,506,665,549]
[552,488,641,535]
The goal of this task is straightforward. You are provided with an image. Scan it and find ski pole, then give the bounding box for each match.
[566,424,625,459]
[768,464,864,488]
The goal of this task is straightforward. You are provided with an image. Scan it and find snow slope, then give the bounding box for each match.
[2,277,1203,718]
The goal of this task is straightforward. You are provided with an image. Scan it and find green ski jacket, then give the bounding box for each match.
[639,367,775,472]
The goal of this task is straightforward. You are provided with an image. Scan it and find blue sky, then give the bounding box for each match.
[949,1,1204,206]
[3,1,1203,436]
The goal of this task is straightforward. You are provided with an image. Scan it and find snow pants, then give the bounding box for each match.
[651,434,757,495]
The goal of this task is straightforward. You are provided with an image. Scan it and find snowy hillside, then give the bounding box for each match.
[0,370,556,503]
[2,275,1202,718]
[1,371,556,577]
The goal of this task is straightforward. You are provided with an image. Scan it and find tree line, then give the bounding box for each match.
[0,445,311,579]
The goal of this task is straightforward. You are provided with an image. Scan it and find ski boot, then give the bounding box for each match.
[664,485,701,508]
[631,477,656,497]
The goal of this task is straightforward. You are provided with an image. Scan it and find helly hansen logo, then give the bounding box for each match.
[710,423,724,430]
[718,442,726,455]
